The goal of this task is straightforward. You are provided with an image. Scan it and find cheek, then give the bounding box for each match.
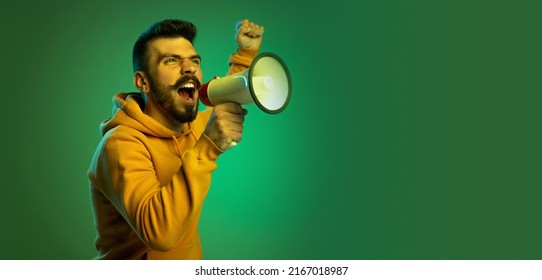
[155,68,180,84]
[165,73,181,84]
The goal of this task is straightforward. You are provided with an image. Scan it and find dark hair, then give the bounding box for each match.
[132,19,197,73]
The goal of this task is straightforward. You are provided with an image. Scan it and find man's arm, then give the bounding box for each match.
[92,128,221,252]
[228,19,265,74]
[204,19,265,151]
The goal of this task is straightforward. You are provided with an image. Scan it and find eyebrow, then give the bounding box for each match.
[158,53,201,62]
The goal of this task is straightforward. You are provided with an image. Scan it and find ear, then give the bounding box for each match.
[134,71,150,94]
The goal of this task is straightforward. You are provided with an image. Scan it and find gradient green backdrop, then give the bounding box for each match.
[1,0,541,259]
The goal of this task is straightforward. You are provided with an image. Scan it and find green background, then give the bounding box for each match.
[1,0,541,259]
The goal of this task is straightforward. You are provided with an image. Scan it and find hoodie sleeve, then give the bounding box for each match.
[92,127,222,252]
[227,47,259,75]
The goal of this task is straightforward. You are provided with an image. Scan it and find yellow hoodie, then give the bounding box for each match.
[88,48,257,259]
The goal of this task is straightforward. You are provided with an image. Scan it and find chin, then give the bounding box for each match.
[172,103,199,123]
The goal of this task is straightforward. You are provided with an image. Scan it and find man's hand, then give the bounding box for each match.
[235,19,264,50]
[204,102,248,151]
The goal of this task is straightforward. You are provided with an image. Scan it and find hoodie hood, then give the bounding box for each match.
[100,92,190,138]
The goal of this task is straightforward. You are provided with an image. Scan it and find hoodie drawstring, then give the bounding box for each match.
[172,135,183,157]
[172,124,199,157]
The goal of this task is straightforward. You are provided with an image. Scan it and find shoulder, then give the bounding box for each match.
[103,125,147,143]
[100,125,150,156]
[190,108,213,133]
[198,108,213,122]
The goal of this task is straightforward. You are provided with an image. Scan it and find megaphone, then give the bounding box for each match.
[198,52,292,114]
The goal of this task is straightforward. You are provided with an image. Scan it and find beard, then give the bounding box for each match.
[149,75,200,123]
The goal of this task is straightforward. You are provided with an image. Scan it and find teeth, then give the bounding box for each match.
[181,82,195,89]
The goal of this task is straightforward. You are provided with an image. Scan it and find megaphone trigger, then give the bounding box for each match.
[228,141,238,149]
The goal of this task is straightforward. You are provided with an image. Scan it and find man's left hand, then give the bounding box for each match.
[235,19,264,50]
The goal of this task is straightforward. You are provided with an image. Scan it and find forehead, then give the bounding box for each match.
[147,37,197,58]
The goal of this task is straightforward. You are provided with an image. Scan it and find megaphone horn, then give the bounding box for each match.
[198,52,292,114]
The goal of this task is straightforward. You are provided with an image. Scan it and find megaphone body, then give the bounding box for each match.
[199,52,292,114]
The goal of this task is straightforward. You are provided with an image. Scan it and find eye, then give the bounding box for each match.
[191,58,201,65]
[165,57,179,64]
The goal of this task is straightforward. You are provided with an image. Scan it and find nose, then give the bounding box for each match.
[181,58,197,75]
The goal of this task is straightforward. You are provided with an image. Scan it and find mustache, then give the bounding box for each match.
[172,75,201,89]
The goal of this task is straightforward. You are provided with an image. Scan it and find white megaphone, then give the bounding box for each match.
[198,52,292,114]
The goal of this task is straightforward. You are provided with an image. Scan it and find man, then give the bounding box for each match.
[88,19,264,259]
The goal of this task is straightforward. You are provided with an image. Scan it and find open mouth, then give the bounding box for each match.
[177,81,197,103]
